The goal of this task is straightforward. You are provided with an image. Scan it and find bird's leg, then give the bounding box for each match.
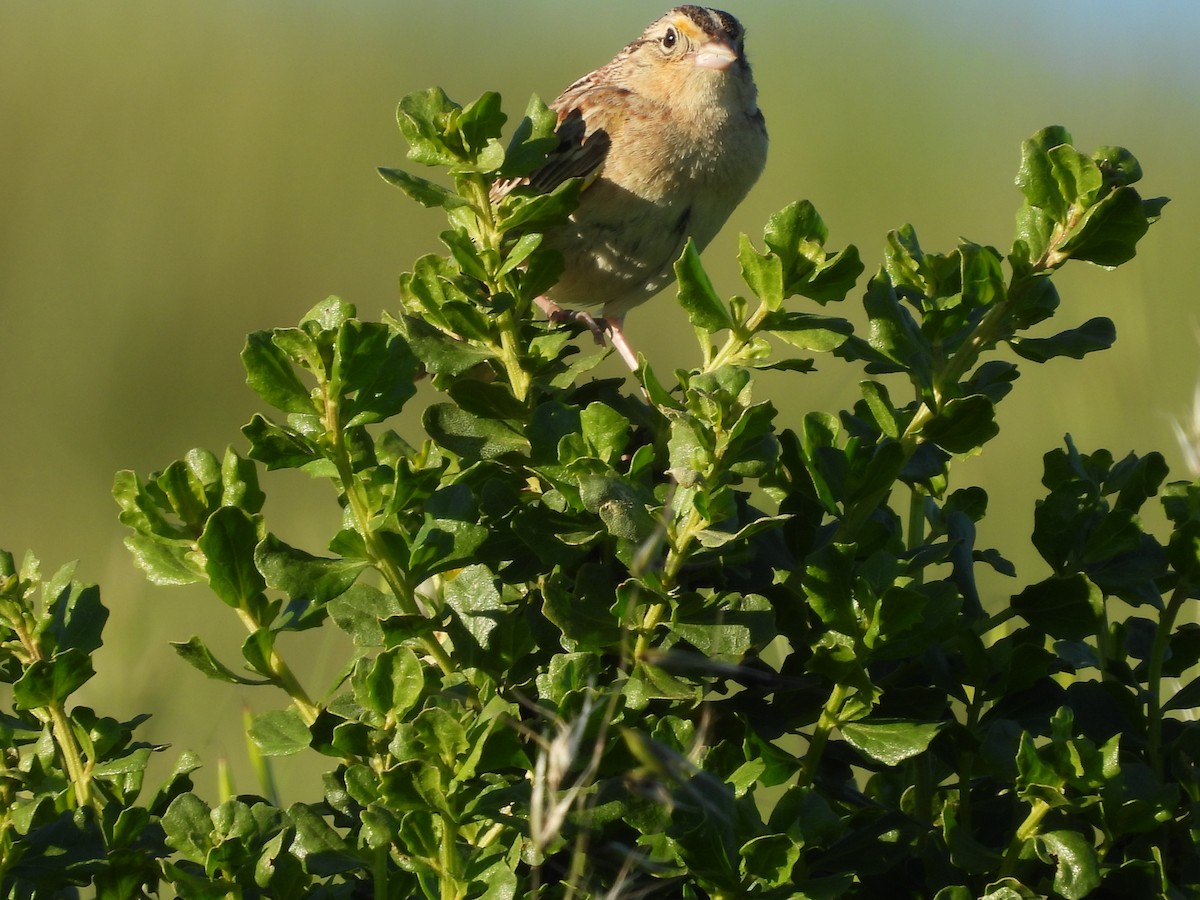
[534,295,607,345]
[603,314,640,372]
[534,297,639,372]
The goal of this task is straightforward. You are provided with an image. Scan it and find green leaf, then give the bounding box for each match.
[198,506,265,610]
[397,87,467,168]
[255,535,366,606]
[41,577,107,658]
[352,646,424,720]
[738,233,784,310]
[414,707,469,770]
[1034,831,1102,899]
[377,166,470,210]
[740,833,801,888]
[409,516,489,582]
[242,331,315,415]
[1016,126,1076,223]
[760,311,852,351]
[860,380,899,439]
[249,708,311,757]
[332,319,420,426]
[495,178,583,233]
[242,414,324,471]
[13,649,94,708]
[286,802,362,876]
[1092,144,1142,187]
[1163,674,1200,713]
[220,446,265,512]
[579,402,631,465]
[676,239,734,333]
[328,583,404,648]
[172,636,269,685]
[840,719,944,766]
[500,93,560,178]
[921,395,998,455]
[119,533,202,586]
[579,475,658,543]
[496,232,543,279]
[301,295,356,333]
[442,565,505,662]
[457,91,507,169]
[860,273,933,383]
[162,793,214,863]
[1011,573,1103,641]
[1058,185,1158,267]
[542,564,622,651]
[424,403,531,461]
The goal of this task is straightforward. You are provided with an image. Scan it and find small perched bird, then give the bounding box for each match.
[494,6,768,370]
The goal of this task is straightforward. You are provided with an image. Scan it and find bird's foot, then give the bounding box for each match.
[534,296,607,345]
[535,296,640,372]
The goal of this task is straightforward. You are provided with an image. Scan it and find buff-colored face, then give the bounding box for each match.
[619,6,750,102]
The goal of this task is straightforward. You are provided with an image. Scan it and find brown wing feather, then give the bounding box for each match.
[491,83,622,201]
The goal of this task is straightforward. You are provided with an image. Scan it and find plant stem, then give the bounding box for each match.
[496,308,531,402]
[235,608,320,725]
[373,846,388,900]
[10,609,94,808]
[48,704,91,808]
[798,683,849,787]
[1147,586,1187,778]
[323,389,459,681]
[999,797,1051,877]
[634,500,705,659]
[465,174,532,401]
[704,302,770,373]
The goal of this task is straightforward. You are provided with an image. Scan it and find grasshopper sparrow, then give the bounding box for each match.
[495,6,768,370]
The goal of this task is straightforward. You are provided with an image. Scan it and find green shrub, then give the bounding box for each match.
[2,89,1191,899]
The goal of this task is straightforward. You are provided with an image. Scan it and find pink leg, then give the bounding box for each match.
[534,296,607,345]
[533,296,640,371]
[604,315,640,372]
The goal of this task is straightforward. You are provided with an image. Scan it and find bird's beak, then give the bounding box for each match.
[694,40,737,71]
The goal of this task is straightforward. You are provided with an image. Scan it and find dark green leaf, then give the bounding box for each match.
[242,331,314,415]
[1059,186,1155,267]
[242,414,324,471]
[287,802,362,876]
[738,233,783,310]
[13,649,94,708]
[328,583,405,648]
[1034,831,1102,899]
[255,535,366,606]
[921,395,998,455]
[249,708,311,757]
[500,94,560,178]
[840,719,943,766]
[42,578,107,658]
[198,507,265,610]
[172,636,269,685]
[1015,126,1076,223]
[676,239,734,333]
[397,87,466,168]
[424,403,530,460]
[162,793,213,863]
[332,319,420,426]
[760,310,852,351]
[352,647,424,720]
[1163,674,1200,713]
[1011,573,1103,641]
[377,166,469,210]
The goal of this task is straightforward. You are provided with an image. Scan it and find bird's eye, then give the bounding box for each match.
[661,27,677,49]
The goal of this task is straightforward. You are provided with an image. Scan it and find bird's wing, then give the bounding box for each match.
[490,84,623,201]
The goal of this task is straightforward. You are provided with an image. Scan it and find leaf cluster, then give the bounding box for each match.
[0,94,1190,900]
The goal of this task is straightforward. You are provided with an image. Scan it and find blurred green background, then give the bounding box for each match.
[3,2,1198,798]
